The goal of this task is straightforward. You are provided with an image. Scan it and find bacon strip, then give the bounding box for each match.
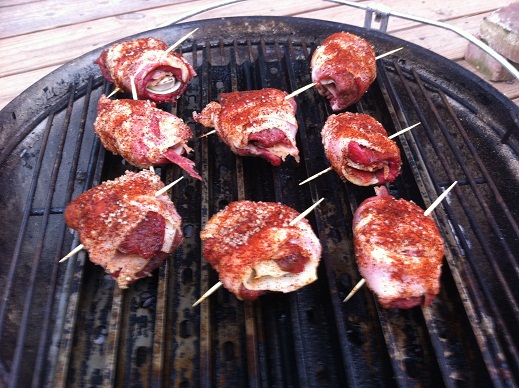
[353,186,444,309]
[200,200,322,300]
[311,32,376,111]
[321,112,401,186]
[94,95,201,180]
[64,170,184,288]
[193,88,300,166]
[95,37,196,102]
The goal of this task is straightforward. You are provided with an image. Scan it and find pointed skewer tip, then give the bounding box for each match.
[375,47,403,60]
[192,281,223,307]
[285,82,317,100]
[60,243,84,263]
[343,278,366,302]
[165,28,199,54]
[155,176,184,196]
[424,181,458,217]
[199,129,216,138]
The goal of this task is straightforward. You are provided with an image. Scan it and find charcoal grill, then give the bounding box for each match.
[1,15,519,387]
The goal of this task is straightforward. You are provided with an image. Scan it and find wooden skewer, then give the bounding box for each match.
[199,129,216,138]
[107,87,121,98]
[155,176,184,196]
[164,28,199,54]
[130,75,138,100]
[192,281,223,307]
[59,243,84,263]
[375,47,403,60]
[289,197,324,225]
[344,180,458,303]
[424,181,457,216]
[388,122,421,139]
[343,278,366,302]
[300,123,420,185]
[299,167,332,186]
[60,176,185,263]
[192,197,325,307]
[285,83,317,100]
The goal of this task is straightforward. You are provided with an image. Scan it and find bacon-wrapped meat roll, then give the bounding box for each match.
[353,186,444,309]
[321,112,401,186]
[94,95,201,180]
[193,88,300,166]
[311,32,376,111]
[200,200,322,300]
[64,170,183,288]
[95,37,197,102]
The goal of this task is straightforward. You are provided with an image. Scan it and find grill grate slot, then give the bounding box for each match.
[1,17,518,387]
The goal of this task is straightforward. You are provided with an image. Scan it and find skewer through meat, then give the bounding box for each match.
[311,32,376,111]
[95,37,197,102]
[353,186,445,309]
[200,200,322,300]
[94,94,201,180]
[64,170,183,288]
[193,88,300,166]
[321,112,401,186]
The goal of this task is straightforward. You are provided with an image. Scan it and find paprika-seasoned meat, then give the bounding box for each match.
[94,37,196,102]
[200,200,322,300]
[353,186,444,309]
[311,32,376,111]
[94,95,201,180]
[321,112,401,186]
[64,170,183,288]
[193,88,300,166]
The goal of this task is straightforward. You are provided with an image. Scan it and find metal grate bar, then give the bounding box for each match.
[380,58,518,382]
[9,85,77,388]
[31,76,96,387]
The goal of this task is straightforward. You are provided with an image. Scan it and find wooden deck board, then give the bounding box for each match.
[1,0,517,110]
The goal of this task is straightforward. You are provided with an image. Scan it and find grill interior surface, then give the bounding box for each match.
[1,17,519,387]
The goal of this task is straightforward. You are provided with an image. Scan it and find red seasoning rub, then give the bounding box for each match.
[64,170,183,288]
[321,112,401,186]
[311,32,376,111]
[200,200,322,300]
[353,186,445,309]
[94,37,197,102]
[94,95,201,180]
[193,88,300,166]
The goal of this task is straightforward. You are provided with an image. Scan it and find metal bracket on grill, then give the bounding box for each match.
[329,0,519,83]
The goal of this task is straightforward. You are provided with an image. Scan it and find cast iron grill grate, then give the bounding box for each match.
[0,17,518,387]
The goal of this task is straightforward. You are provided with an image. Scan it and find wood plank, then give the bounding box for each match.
[389,13,491,60]
[0,0,193,39]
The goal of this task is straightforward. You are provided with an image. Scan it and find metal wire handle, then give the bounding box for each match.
[330,0,519,82]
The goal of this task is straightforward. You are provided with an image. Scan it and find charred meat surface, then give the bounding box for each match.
[353,186,444,309]
[64,170,183,288]
[200,200,322,300]
[193,88,300,166]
